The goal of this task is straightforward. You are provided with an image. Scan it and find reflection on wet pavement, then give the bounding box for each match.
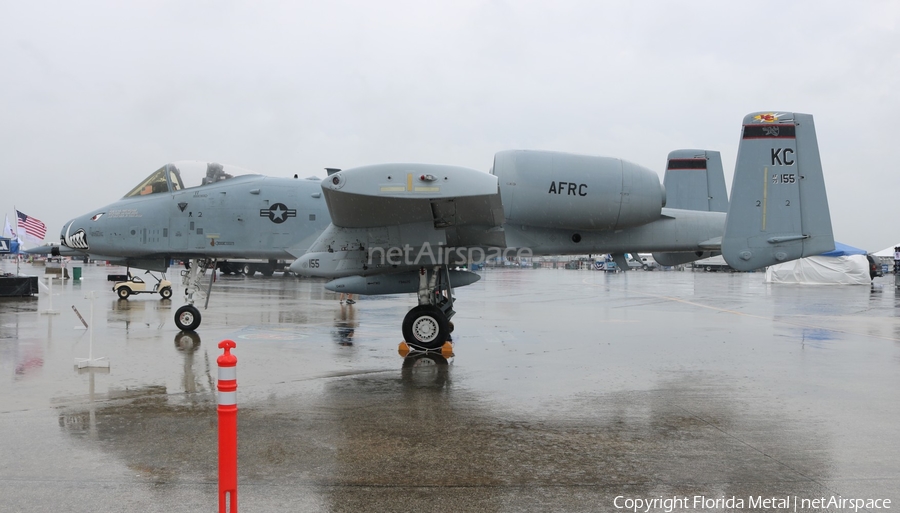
[1,263,898,511]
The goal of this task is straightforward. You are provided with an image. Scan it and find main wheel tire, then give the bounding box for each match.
[160,286,173,299]
[402,305,450,350]
[175,305,202,331]
[117,287,131,299]
[243,265,254,276]
[261,265,275,277]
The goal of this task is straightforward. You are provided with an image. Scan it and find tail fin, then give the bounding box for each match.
[722,112,834,271]
[663,149,728,212]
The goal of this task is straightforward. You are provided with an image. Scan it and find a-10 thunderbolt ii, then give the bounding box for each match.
[57,111,833,348]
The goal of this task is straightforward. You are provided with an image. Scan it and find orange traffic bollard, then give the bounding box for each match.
[217,340,238,513]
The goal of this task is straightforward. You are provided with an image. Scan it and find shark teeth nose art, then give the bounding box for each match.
[65,229,89,250]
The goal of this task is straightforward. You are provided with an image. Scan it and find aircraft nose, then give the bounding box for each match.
[61,217,90,250]
[59,220,72,246]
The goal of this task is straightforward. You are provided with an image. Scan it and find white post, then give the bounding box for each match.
[41,276,59,315]
[75,291,108,369]
[88,292,94,361]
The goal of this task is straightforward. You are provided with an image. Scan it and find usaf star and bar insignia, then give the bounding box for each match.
[260,203,297,224]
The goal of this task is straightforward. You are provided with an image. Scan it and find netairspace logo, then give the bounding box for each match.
[613,494,892,512]
[368,242,532,266]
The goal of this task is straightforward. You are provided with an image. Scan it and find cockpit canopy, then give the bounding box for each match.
[123,161,259,198]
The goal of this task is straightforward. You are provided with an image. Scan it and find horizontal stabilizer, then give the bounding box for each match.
[722,112,834,271]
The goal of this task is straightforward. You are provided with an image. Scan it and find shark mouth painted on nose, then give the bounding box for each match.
[64,229,89,250]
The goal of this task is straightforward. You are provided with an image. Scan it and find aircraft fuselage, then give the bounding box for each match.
[289,207,724,279]
[61,174,330,269]
[502,208,724,256]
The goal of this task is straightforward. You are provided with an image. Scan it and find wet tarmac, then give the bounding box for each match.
[1,261,899,512]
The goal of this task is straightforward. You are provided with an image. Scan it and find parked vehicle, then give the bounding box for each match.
[112,272,173,299]
[867,254,883,279]
[692,255,734,272]
[636,256,660,270]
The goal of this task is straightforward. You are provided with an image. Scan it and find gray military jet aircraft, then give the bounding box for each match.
[54,161,331,330]
[56,111,832,346]
[289,111,833,348]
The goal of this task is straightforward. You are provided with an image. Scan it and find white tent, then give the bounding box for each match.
[765,242,870,285]
[873,245,898,258]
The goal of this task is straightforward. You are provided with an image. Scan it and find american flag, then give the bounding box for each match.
[16,210,47,241]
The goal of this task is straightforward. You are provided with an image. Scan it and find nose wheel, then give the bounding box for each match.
[175,305,201,331]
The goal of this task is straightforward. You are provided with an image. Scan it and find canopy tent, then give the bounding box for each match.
[818,241,866,257]
[0,237,20,255]
[765,242,870,285]
[873,244,899,258]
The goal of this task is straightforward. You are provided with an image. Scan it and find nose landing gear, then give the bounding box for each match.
[174,258,215,331]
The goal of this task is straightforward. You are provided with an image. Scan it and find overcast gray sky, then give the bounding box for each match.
[2,1,898,252]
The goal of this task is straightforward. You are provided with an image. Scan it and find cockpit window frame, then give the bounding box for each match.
[168,164,184,191]
[122,165,172,198]
[123,162,245,198]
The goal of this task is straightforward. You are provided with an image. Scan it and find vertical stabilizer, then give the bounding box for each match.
[722,112,834,271]
[663,150,728,212]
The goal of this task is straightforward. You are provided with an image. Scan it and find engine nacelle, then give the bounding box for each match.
[492,150,665,231]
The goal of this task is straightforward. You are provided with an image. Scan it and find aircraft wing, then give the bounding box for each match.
[25,244,87,257]
[321,163,506,247]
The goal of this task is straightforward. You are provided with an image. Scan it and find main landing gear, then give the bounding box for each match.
[174,258,215,332]
[402,266,456,350]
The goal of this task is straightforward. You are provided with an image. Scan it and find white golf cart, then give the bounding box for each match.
[112,271,173,300]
